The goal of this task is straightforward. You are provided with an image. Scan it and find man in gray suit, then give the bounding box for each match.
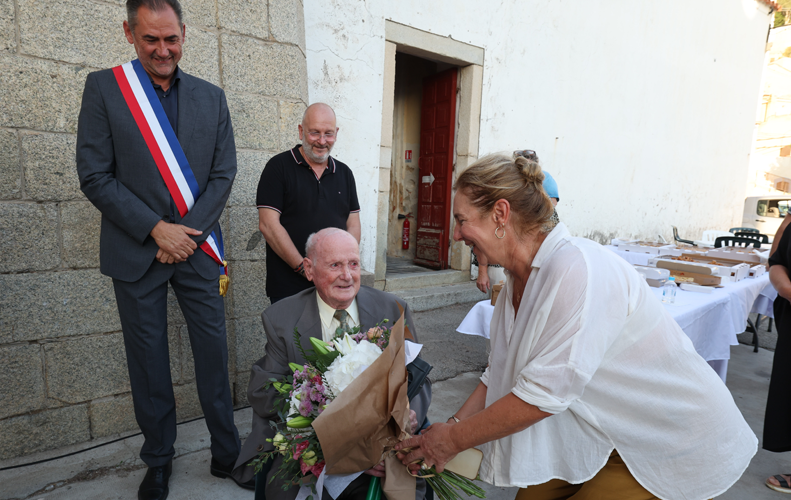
[76,1,249,498]
[233,228,432,499]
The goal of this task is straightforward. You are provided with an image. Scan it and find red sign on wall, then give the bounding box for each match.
[405,150,412,163]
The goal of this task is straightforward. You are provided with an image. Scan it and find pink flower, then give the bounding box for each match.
[311,461,326,477]
[366,327,381,340]
[293,440,308,460]
[300,458,312,475]
[299,398,313,417]
[309,384,326,403]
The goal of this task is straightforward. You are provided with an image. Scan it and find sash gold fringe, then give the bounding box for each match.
[219,261,229,296]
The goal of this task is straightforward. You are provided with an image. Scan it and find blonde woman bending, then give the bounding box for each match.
[397,153,756,500]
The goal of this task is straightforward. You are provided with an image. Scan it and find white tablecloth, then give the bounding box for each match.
[602,246,654,266]
[456,274,776,382]
[603,245,772,266]
[649,275,774,361]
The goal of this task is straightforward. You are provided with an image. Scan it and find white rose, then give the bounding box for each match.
[324,338,383,395]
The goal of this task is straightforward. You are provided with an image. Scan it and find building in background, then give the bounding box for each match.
[305,0,774,284]
[0,0,777,460]
[746,24,791,233]
[748,24,791,194]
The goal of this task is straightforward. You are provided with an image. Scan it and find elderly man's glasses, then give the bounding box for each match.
[514,149,538,162]
[307,131,336,140]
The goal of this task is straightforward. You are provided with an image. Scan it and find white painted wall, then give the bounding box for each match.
[305,0,771,269]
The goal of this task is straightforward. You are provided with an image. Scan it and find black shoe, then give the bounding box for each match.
[138,460,172,500]
[210,457,256,490]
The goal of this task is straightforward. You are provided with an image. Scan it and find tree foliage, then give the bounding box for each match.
[776,0,791,28]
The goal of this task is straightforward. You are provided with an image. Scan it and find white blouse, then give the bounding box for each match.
[478,223,756,500]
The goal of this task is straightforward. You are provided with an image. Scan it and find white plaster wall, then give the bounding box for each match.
[304,2,387,271]
[305,0,771,268]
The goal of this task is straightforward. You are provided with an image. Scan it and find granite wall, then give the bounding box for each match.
[0,0,307,460]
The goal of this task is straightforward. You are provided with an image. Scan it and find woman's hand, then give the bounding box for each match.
[476,264,491,293]
[395,422,459,473]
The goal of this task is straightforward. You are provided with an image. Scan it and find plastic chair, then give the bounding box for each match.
[729,227,759,234]
[734,232,769,244]
[672,226,695,246]
[697,230,735,247]
[714,236,761,248]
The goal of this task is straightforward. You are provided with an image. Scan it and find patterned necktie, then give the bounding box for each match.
[333,309,349,332]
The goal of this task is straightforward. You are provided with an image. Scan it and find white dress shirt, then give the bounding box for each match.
[478,223,756,500]
[316,294,359,342]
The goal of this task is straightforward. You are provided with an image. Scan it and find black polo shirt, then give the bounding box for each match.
[256,145,360,298]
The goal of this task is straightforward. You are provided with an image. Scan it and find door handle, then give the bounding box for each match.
[756,219,766,222]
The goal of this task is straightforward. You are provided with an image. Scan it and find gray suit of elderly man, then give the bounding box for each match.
[233,229,432,500]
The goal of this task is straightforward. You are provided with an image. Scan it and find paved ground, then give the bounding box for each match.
[414,301,489,381]
[2,299,788,500]
[737,312,777,352]
[718,345,786,500]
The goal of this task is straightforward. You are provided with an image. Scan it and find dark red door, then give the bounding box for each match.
[415,68,457,269]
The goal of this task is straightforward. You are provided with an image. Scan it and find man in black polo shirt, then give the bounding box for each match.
[256,103,361,303]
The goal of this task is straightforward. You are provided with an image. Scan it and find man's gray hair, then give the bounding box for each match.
[305,228,352,259]
[127,0,183,31]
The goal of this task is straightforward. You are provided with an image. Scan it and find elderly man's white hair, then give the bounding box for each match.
[305,228,357,260]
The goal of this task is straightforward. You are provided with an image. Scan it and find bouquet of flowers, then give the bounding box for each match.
[253,312,485,500]
[253,321,396,486]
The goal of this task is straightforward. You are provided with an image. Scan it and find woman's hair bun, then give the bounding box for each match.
[455,152,555,234]
[513,155,544,186]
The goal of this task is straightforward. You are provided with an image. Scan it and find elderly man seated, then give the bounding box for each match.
[233,228,432,500]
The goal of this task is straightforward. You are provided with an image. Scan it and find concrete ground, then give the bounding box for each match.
[737,313,777,352]
[717,344,789,500]
[2,300,788,500]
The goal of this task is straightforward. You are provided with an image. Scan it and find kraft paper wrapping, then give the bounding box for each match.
[382,452,417,500]
[312,308,412,476]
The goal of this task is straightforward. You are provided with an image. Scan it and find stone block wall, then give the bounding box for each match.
[0,0,307,460]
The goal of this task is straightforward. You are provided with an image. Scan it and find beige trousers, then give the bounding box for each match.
[514,451,659,500]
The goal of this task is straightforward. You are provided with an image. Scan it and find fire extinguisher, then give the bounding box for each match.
[399,213,412,249]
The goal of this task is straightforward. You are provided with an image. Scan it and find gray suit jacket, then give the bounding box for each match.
[76,67,236,282]
[233,286,432,485]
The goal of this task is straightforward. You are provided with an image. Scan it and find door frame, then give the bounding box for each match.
[375,21,484,286]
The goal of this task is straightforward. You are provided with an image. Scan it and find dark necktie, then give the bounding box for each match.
[333,309,349,332]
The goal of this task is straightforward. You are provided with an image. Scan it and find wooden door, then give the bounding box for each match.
[415,68,457,269]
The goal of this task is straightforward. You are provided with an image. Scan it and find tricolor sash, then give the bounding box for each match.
[113,59,229,296]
